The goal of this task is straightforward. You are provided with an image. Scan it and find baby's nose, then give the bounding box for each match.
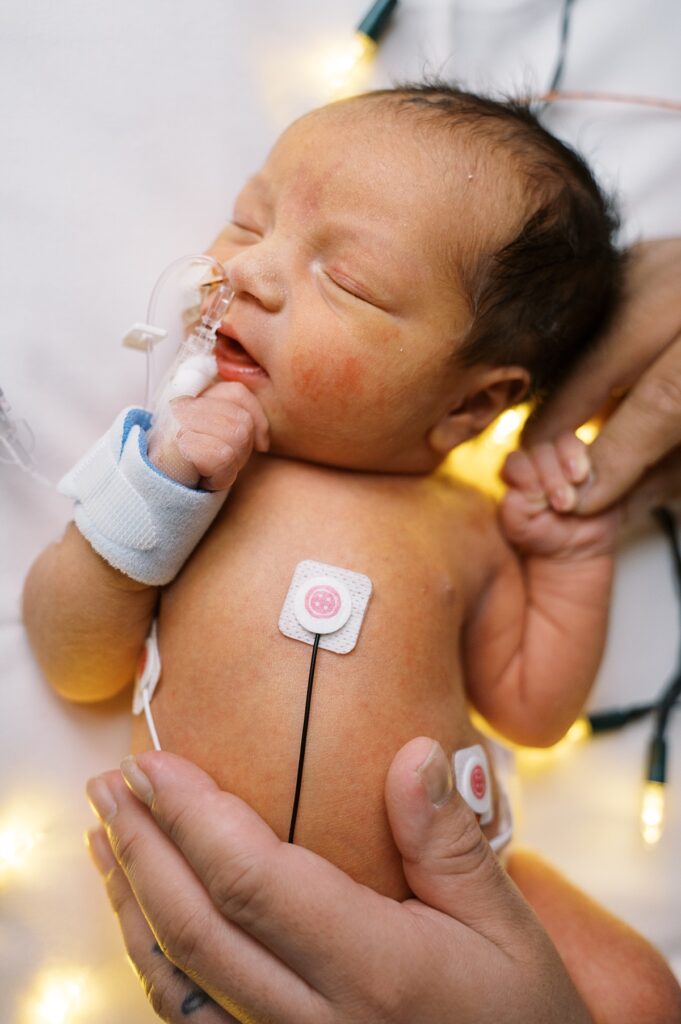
[222,248,284,312]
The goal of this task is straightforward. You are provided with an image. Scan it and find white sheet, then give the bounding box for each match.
[2,2,679,1020]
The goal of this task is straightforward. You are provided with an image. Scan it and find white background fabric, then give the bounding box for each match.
[1,1,680,1020]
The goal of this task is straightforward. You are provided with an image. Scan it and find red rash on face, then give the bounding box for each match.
[208,104,503,471]
[290,351,365,411]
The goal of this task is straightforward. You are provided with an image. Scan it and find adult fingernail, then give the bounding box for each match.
[576,469,595,495]
[85,827,116,875]
[86,776,118,823]
[120,755,154,806]
[417,741,453,807]
[568,451,591,484]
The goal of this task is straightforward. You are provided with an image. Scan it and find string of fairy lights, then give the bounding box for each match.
[2,2,680,1020]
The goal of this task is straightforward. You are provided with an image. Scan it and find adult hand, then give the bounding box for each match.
[524,238,681,515]
[85,740,591,1024]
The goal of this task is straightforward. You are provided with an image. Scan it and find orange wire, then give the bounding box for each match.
[542,89,681,112]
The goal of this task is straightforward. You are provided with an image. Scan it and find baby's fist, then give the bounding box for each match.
[148,381,269,491]
[500,433,618,558]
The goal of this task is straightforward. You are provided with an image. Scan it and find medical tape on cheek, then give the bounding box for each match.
[57,407,227,585]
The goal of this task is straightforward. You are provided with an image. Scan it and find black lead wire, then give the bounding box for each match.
[546,0,576,95]
[537,0,576,116]
[288,633,321,844]
[651,508,681,743]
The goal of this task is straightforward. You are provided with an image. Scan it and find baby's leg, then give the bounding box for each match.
[506,849,681,1024]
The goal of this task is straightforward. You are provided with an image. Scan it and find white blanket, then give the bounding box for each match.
[2,2,679,1019]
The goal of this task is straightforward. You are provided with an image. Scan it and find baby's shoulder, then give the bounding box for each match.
[427,469,502,533]
[229,457,504,558]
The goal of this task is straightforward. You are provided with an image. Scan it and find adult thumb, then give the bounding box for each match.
[385,737,532,942]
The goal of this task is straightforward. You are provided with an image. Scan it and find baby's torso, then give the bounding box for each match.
[130,455,504,899]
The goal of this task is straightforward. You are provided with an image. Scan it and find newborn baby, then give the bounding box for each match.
[27,84,672,1020]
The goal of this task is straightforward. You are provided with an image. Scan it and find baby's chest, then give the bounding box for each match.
[153,471,494,758]
[172,466,484,662]
[131,469,494,895]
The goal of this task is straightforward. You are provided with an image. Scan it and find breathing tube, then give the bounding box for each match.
[122,254,233,483]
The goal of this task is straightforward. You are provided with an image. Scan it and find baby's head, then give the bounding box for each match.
[210,83,621,473]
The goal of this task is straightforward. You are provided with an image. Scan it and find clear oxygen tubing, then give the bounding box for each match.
[145,264,234,484]
[0,386,50,486]
[143,253,229,410]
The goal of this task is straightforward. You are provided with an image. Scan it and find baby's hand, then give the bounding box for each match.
[148,381,269,491]
[500,433,619,559]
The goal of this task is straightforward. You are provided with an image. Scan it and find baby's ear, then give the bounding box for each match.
[427,367,530,455]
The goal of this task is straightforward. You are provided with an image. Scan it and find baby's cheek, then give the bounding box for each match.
[289,350,366,412]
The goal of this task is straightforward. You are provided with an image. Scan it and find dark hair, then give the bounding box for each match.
[358,82,623,400]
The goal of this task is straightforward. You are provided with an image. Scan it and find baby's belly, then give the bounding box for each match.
[129,461,495,900]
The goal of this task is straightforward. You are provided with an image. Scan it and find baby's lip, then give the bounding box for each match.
[215,326,267,377]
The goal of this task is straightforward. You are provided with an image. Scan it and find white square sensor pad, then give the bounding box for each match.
[279,559,372,654]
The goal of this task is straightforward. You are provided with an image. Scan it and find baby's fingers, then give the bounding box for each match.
[531,443,577,512]
[201,382,270,452]
[501,449,546,503]
[531,434,593,512]
[502,434,593,515]
[175,432,239,491]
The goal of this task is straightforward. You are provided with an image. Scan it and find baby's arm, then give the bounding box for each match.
[23,523,159,702]
[23,382,268,703]
[463,434,620,747]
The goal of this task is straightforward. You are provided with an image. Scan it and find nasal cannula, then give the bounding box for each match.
[0,387,49,486]
[142,262,234,477]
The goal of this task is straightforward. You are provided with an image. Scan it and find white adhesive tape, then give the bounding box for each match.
[279,559,372,655]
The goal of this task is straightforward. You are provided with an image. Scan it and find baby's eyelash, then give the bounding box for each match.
[228,221,262,239]
[325,272,375,305]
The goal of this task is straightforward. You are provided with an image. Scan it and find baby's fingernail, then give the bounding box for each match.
[568,452,591,484]
[85,827,116,875]
[550,484,576,511]
[417,741,453,807]
[527,491,549,509]
[120,755,154,806]
[86,776,118,823]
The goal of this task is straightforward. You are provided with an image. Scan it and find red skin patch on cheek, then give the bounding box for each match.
[332,355,363,402]
[290,352,364,411]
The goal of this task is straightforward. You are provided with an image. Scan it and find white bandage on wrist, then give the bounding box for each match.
[58,407,227,585]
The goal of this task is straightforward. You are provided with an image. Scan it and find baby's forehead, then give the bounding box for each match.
[261,101,525,247]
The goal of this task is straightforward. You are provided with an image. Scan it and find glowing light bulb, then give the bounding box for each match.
[575,420,599,444]
[513,717,592,771]
[21,969,94,1024]
[565,717,592,744]
[322,32,376,98]
[447,403,531,498]
[640,781,665,846]
[0,818,42,882]
[491,406,529,445]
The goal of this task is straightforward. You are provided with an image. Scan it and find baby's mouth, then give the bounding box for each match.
[214,331,267,378]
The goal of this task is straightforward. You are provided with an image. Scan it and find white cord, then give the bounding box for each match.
[143,688,162,752]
